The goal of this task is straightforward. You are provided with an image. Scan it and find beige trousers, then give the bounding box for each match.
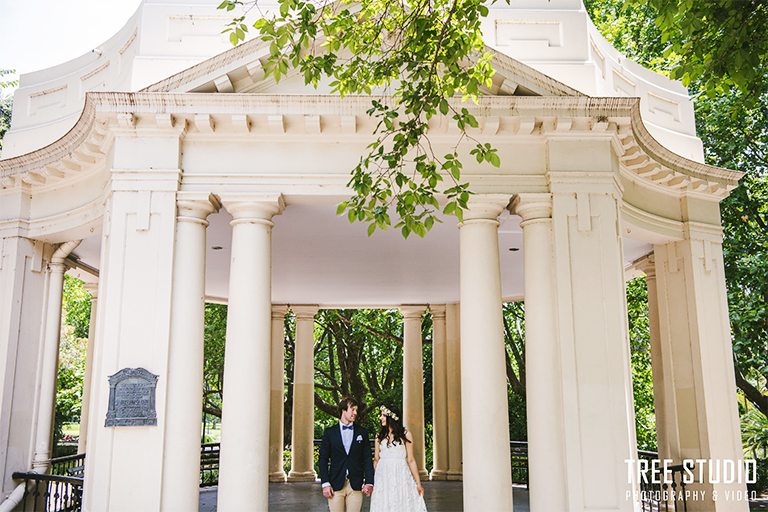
[327,479,363,512]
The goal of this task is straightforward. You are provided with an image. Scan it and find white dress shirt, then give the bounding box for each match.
[340,421,354,454]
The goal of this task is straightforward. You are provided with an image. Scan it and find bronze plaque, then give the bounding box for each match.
[105,368,158,427]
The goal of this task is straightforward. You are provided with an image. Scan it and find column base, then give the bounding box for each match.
[446,471,463,481]
[418,470,429,480]
[269,471,287,482]
[287,471,317,482]
[429,469,449,481]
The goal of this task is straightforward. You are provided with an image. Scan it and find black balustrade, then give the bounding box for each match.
[50,452,86,477]
[637,450,690,512]
[11,472,83,512]
[509,441,529,488]
[200,442,220,487]
[24,440,701,512]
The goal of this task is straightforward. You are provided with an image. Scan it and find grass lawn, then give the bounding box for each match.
[62,423,80,438]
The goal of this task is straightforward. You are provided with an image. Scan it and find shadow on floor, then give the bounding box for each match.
[200,481,531,511]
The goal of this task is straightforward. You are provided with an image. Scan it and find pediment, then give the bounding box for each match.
[142,34,583,98]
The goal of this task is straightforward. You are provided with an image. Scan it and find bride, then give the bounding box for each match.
[369,405,428,512]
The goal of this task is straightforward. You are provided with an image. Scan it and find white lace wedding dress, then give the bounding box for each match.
[369,439,428,512]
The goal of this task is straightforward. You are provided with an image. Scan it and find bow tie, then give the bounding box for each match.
[342,425,354,430]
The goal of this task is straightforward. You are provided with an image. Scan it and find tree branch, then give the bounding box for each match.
[335,311,404,344]
[734,361,768,418]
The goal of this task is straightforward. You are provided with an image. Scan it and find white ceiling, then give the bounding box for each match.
[70,203,653,307]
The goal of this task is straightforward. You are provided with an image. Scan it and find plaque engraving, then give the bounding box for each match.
[105,368,159,427]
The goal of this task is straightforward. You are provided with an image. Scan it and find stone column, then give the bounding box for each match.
[81,132,186,511]
[269,304,289,482]
[653,225,747,511]
[217,195,285,512]
[512,168,638,511]
[160,195,219,511]
[400,305,428,479]
[0,235,52,495]
[513,193,567,511]
[632,254,672,462]
[445,303,463,481]
[429,304,448,480]
[458,195,513,511]
[289,305,319,482]
[32,240,80,473]
[78,283,98,455]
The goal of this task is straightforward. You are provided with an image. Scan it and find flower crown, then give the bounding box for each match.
[380,406,399,422]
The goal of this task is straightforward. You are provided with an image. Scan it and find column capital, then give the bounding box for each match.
[82,282,99,299]
[632,253,656,279]
[399,305,427,319]
[428,304,446,320]
[221,194,285,225]
[291,305,319,320]
[460,194,511,224]
[682,221,724,243]
[511,193,553,223]
[177,193,221,225]
[48,260,69,274]
[271,304,289,319]
[546,171,623,199]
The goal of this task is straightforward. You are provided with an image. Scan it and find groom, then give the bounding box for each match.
[318,397,374,512]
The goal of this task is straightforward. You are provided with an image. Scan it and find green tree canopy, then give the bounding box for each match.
[219,0,503,238]
[638,0,768,102]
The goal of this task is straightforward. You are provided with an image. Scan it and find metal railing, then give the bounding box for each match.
[21,441,694,512]
[200,442,220,487]
[637,450,690,512]
[50,453,85,477]
[11,472,83,512]
[509,441,528,488]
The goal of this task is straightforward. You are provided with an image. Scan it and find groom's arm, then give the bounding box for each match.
[317,430,331,486]
[362,429,374,487]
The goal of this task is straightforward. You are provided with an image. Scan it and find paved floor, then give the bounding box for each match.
[199,481,531,511]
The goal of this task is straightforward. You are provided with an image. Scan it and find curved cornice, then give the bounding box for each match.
[628,102,741,185]
[0,97,99,180]
[0,92,743,197]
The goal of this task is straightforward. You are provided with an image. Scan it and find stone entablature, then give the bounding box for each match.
[0,93,742,195]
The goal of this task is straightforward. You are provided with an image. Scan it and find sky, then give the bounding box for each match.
[0,0,142,88]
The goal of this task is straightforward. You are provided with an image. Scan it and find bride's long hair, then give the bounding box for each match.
[376,404,410,446]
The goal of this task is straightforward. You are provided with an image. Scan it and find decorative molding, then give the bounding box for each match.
[0,94,743,205]
[341,115,357,134]
[268,114,285,133]
[304,115,321,134]
[194,114,215,133]
[80,62,111,82]
[214,75,234,94]
[119,29,138,55]
[231,114,250,133]
[29,84,67,98]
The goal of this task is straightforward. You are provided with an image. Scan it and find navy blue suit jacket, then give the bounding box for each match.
[317,423,374,491]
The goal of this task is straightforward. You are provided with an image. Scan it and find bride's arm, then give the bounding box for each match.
[404,430,424,496]
[374,437,380,471]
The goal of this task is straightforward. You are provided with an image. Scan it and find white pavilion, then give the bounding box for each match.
[0,0,747,510]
